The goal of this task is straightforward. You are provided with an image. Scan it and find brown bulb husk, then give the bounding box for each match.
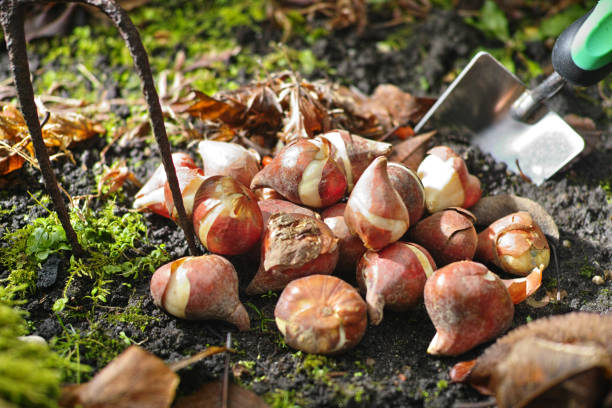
[424,261,514,356]
[409,208,477,266]
[451,312,612,408]
[150,255,250,331]
[192,175,263,255]
[275,274,367,354]
[476,211,550,276]
[250,137,347,208]
[344,156,409,251]
[258,199,320,227]
[245,213,339,295]
[357,242,436,325]
[318,129,391,191]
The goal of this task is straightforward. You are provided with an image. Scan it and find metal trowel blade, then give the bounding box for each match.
[415,51,585,185]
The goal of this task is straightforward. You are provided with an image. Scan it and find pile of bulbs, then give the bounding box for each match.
[135,129,549,357]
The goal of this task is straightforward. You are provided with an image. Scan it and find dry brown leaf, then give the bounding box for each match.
[97,160,142,196]
[452,313,612,408]
[0,104,102,176]
[174,381,269,408]
[59,346,179,408]
[183,90,246,126]
[279,81,330,142]
[469,195,559,242]
[388,130,436,171]
[359,85,435,134]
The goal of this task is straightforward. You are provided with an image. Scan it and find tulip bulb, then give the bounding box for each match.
[417,146,482,213]
[275,274,367,354]
[192,175,263,255]
[409,208,477,266]
[197,140,260,187]
[134,153,201,219]
[321,203,366,275]
[424,261,514,356]
[387,162,426,226]
[344,156,410,251]
[357,242,436,325]
[476,211,550,276]
[250,138,347,208]
[318,130,391,191]
[163,160,207,221]
[258,199,320,227]
[245,213,339,295]
[150,255,250,331]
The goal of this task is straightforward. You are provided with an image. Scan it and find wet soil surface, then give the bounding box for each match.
[1,7,611,408]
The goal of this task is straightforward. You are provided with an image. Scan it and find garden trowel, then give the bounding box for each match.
[415,0,612,185]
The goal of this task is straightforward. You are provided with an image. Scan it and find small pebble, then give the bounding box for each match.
[562,240,572,248]
[592,275,605,285]
[17,335,47,346]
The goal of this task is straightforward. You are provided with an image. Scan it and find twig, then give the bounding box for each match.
[222,332,232,408]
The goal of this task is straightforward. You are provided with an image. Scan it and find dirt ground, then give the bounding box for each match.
[1,4,611,408]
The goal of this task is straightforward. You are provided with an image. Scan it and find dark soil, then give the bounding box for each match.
[1,6,611,408]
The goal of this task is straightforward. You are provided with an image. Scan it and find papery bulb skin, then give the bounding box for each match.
[255,187,284,201]
[134,153,200,219]
[321,203,366,276]
[250,138,347,208]
[245,199,321,263]
[319,130,391,191]
[245,213,339,295]
[258,199,320,227]
[417,146,482,213]
[344,156,410,251]
[150,255,250,331]
[409,208,477,266]
[476,211,550,276]
[357,242,436,325]
[387,162,426,226]
[275,275,367,354]
[192,175,263,255]
[424,261,514,356]
[197,140,260,187]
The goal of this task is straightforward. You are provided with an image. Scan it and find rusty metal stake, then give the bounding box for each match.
[0,2,86,257]
[1,0,199,256]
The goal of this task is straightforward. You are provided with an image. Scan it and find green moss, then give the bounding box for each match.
[0,288,72,408]
[263,388,305,408]
[0,197,169,309]
[579,261,595,278]
[600,178,612,203]
[104,304,159,332]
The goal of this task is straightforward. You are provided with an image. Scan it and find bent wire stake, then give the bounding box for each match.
[0,0,199,256]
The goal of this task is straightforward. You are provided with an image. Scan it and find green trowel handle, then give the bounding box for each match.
[552,0,612,86]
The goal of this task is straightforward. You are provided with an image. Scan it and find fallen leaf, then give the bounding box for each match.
[388,130,436,171]
[469,195,559,242]
[97,160,142,196]
[0,103,102,177]
[59,346,179,408]
[174,381,269,408]
[279,80,330,142]
[183,90,246,126]
[451,312,612,408]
